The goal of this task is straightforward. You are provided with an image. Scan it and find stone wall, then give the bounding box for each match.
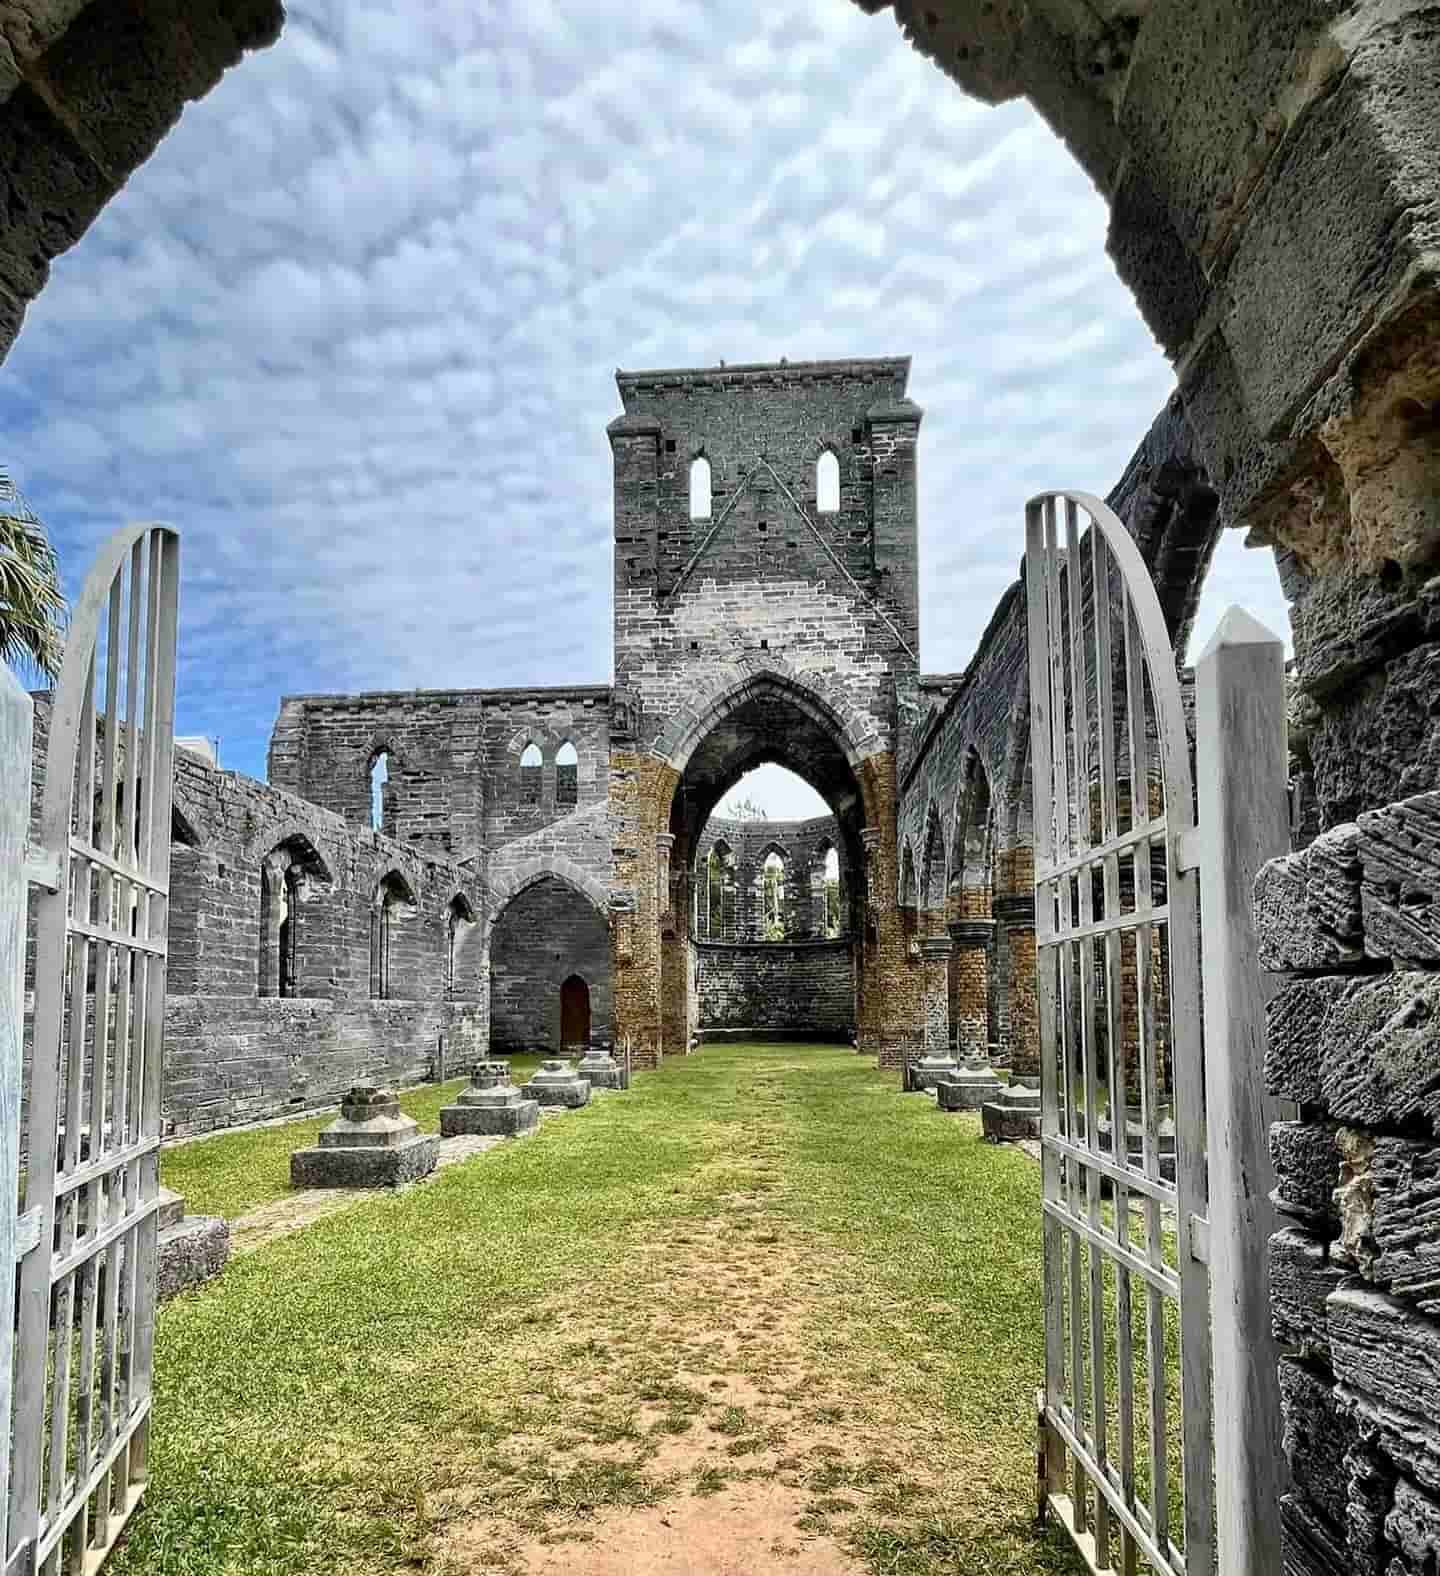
[1258,793,1440,1573]
[692,813,848,941]
[268,684,611,858]
[489,873,612,1055]
[693,940,855,1040]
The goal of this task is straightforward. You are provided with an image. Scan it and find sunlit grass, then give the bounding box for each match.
[116,1043,1086,1576]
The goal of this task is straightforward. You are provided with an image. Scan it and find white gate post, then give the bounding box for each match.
[0,666,32,1553]
[1195,606,1289,1574]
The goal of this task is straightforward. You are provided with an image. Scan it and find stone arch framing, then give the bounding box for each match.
[920,799,947,921]
[486,857,611,927]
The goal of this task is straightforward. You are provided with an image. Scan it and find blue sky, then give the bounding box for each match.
[0,0,1287,813]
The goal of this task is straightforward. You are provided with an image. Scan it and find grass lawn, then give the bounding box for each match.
[160,1054,545,1220]
[120,1043,1082,1575]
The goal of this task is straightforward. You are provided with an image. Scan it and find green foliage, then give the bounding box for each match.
[0,468,66,679]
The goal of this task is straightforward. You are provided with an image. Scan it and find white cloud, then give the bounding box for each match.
[0,0,1287,792]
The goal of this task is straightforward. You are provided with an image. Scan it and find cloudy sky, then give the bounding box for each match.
[1,0,1287,814]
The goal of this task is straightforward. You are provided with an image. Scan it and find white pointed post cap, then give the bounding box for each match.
[1197,604,1283,663]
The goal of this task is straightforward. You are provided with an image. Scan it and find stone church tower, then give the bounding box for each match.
[604,357,926,1066]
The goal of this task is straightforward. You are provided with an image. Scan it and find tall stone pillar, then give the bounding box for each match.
[609,752,676,1069]
[910,932,959,1090]
[855,827,882,1058]
[658,832,690,1057]
[994,892,1037,1079]
[948,918,994,1060]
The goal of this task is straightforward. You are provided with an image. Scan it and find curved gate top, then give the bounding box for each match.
[1025,491,1212,1576]
[10,523,179,1576]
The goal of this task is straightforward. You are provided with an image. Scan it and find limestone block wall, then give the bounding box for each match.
[692,813,848,941]
[165,996,485,1136]
[1257,792,1440,1573]
[268,685,611,857]
[489,875,612,1056]
[693,940,855,1040]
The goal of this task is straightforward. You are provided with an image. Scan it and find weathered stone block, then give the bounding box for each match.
[521,1057,591,1109]
[439,1061,540,1138]
[1281,1489,1350,1576]
[1328,1288,1440,1477]
[1359,794,1440,966]
[1256,825,1364,973]
[935,1065,1002,1111]
[1280,1357,1353,1542]
[1273,1120,1342,1225]
[1273,1226,1352,1361]
[156,1209,229,1301]
[289,1086,439,1187]
[1387,1476,1440,1568]
[981,1085,1041,1142]
[1267,973,1440,1134]
[576,1047,629,1092]
[1366,1137,1440,1315]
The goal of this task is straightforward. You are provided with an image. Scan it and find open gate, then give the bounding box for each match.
[1025,491,1213,1575]
[9,523,179,1576]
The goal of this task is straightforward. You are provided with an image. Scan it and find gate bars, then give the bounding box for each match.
[9,523,179,1576]
[1025,491,1288,1576]
[1026,492,1212,1576]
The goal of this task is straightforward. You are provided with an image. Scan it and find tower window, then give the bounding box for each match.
[520,742,542,805]
[556,740,578,808]
[817,450,840,514]
[690,456,712,521]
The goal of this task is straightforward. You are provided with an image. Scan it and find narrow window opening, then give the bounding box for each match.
[556,740,578,808]
[520,741,542,806]
[763,851,788,941]
[816,450,840,513]
[369,749,392,834]
[689,456,712,520]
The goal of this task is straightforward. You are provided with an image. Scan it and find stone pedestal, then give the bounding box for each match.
[439,1062,540,1138]
[156,1186,229,1301]
[981,1084,1042,1143]
[290,1086,438,1188]
[522,1056,592,1109]
[910,933,958,1091]
[935,1058,1005,1111]
[577,1046,629,1091]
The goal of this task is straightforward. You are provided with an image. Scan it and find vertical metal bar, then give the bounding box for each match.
[1025,499,1067,1518]
[130,529,178,1487]
[0,671,34,1559]
[1196,610,1288,1575]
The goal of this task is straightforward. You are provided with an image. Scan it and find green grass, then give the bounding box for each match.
[115,1043,1087,1576]
[159,1055,545,1220]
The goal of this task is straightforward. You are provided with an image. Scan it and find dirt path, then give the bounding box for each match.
[433,1170,944,1574]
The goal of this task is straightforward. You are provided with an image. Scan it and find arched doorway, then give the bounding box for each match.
[560,974,591,1052]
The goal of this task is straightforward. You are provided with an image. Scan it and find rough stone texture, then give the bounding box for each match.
[1255,824,1366,973]
[1265,972,1440,1137]
[1273,1120,1343,1227]
[289,1086,439,1188]
[1328,1288,1440,1459]
[521,1058,591,1109]
[980,1085,1042,1143]
[488,871,611,1056]
[1359,793,1440,966]
[156,1208,229,1302]
[1271,1226,1351,1362]
[439,1061,540,1138]
[935,1066,1004,1111]
[693,940,854,1040]
[1281,1358,1356,1547]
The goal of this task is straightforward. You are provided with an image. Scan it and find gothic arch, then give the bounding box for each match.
[486,856,610,926]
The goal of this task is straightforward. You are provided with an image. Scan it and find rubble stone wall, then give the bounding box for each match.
[694,940,855,1040]
[692,813,848,941]
[1258,792,1440,1573]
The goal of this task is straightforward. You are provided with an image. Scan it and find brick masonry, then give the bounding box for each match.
[694,940,855,1040]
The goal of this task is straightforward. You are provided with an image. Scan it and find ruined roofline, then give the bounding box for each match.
[703,812,841,837]
[615,355,910,395]
[277,683,613,707]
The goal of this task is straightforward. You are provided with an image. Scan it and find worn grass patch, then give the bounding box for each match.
[117,1044,1082,1576]
[159,1055,545,1220]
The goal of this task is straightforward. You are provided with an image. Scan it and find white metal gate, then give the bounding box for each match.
[9,522,179,1576]
[1025,491,1213,1576]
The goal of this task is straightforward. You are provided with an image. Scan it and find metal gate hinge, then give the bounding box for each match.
[1175,829,1201,874]
[1188,1213,1210,1264]
[21,844,60,893]
[14,1208,41,1260]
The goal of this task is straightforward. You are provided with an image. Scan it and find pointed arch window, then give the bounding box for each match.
[556,740,578,808]
[762,850,788,940]
[816,450,840,514]
[446,893,475,998]
[519,741,543,806]
[371,871,416,999]
[369,749,393,834]
[823,845,841,938]
[689,456,712,521]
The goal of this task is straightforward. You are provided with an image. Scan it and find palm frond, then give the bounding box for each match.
[0,466,68,679]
